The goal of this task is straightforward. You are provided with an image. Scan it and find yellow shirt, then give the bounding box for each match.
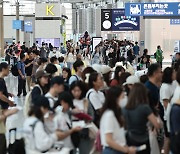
[0,109,6,134]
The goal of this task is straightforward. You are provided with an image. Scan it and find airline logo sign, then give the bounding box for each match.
[35,4,61,17]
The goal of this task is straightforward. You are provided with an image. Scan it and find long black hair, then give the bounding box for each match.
[114,66,125,81]
[28,105,44,122]
[101,86,124,127]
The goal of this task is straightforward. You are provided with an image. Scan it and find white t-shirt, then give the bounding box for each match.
[49,51,61,58]
[23,117,57,152]
[54,111,74,150]
[66,53,75,63]
[73,99,85,111]
[160,83,175,120]
[100,110,126,147]
[86,89,105,110]
[54,64,62,76]
[45,92,58,109]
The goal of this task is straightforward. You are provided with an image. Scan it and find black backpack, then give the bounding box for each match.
[11,63,19,76]
[154,52,157,59]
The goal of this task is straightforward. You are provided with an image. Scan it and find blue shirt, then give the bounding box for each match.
[17,61,26,78]
[170,104,180,135]
[145,80,159,112]
[133,45,140,55]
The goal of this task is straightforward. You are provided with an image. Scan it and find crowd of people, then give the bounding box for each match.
[0,37,180,154]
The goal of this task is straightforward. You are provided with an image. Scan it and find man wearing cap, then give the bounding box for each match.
[45,76,65,109]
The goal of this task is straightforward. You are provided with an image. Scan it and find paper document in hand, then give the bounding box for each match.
[72,121,86,128]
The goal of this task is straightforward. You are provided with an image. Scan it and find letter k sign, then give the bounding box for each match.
[46,5,55,16]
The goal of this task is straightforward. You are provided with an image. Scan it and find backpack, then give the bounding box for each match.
[61,46,66,54]
[87,91,101,127]
[154,52,157,59]
[24,85,43,117]
[11,63,19,76]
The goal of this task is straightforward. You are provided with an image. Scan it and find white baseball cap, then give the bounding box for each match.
[123,75,140,86]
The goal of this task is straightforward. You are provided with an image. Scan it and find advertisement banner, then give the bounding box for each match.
[112,9,140,31]
[125,2,180,16]
[101,9,140,31]
[92,37,102,53]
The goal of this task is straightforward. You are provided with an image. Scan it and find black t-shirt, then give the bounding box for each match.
[0,78,9,109]
[24,59,34,76]
[123,104,152,139]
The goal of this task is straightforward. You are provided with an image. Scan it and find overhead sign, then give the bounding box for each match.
[101,9,112,31]
[112,9,140,31]
[170,19,180,25]
[101,9,140,31]
[12,20,23,30]
[46,5,55,16]
[125,2,180,16]
[35,3,61,17]
[24,21,33,32]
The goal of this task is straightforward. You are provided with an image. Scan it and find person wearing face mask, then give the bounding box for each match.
[69,60,84,86]
[100,86,136,154]
[23,96,71,153]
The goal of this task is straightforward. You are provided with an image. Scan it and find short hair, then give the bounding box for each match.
[73,60,84,72]
[38,57,48,65]
[176,68,180,85]
[157,45,161,49]
[58,57,64,63]
[0,62,9,72]
[162,67,174,84]
[50,76,64,87]
[50,57,58,63]
[135,42,138,44]
[33,50,40,56]
[147,63,161,77]
[45,63,57,75]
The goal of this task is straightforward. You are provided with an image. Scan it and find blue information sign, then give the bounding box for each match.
[170,19,180,25]
[12,20,23,29]
[125,2,180,16]
[112,9,140,31]
[24,21,33,32]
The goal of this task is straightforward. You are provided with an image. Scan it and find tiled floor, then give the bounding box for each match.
[5,74,26,142]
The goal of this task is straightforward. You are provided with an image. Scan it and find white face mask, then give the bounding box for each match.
[118,96,128,108]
